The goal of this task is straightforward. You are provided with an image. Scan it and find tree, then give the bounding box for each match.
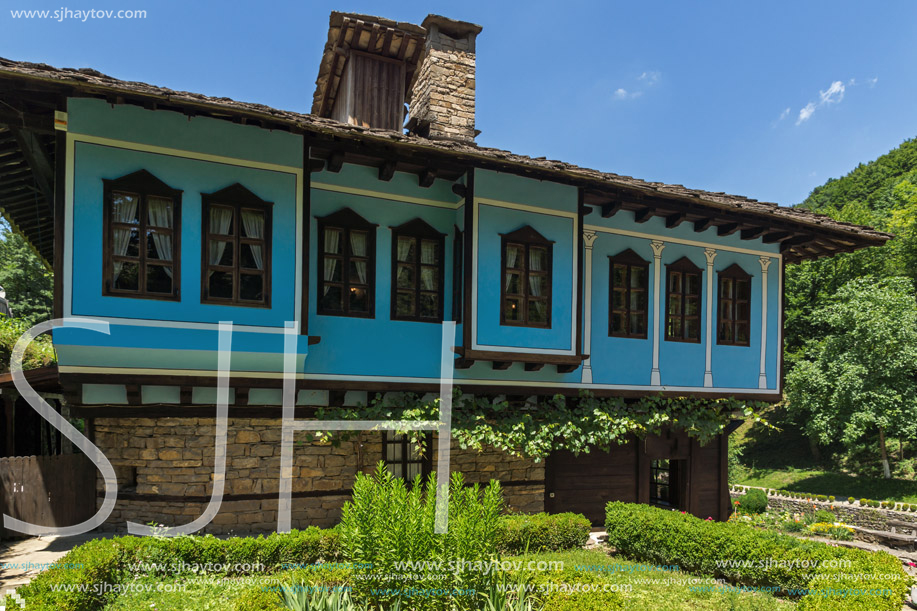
[785,277,917,478]
[0,219,53,326]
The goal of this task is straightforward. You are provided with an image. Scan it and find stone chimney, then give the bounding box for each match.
[407,14,482,143]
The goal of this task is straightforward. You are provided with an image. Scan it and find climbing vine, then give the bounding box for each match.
[305,389,771,461]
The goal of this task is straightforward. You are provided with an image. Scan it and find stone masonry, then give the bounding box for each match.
[93,417,544,534]
[408,15,482,142]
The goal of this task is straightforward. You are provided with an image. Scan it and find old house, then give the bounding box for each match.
[0,12,890,532]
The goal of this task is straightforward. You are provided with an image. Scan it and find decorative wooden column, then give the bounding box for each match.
[758,256,773,389]
[703,248,717,387]
[650,241,665,386]
[581,230,598,384]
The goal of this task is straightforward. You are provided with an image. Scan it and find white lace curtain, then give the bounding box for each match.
[111,194,139,283]
[323,228,340,295]
[351,231,367,284]
[147,197,173,278]
[420,241,436,291]
[241,210,264,270]
[208,207,233,277]
[396,237,413,287]
[504,245,519,290]
[529,248,544,296]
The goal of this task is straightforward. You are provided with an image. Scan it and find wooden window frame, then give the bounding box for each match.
[316,207,377,318]
[499,226,554,329]
[452,227,463,323]
[390,219,446,323]
[382,431,433,486]
[717,263,752,346]
[102,169,182,301]
[608,248,649,339]
[664,256,703,343]
[200,183,273,308]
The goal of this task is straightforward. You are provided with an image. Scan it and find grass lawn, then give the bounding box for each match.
[731,406,917,503]
[735,466,917,504]
[104,549,794,611]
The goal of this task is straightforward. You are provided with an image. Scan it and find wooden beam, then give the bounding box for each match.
[524,362,544,372]
[601,200,622,218]
[451,183,466,198]
[740,227,766,240]
[326,151,344,173]
[418,168,436,188]
[580,205,593,216]
[634,207,654,223]
[762,231,791,243]
[780,234,816,249]
[717,223,740,237]
[308,158,325,173]
[492,361,512,371]
[378,160,396,182]
[692,218,713,232]
[454,359,474,370]
[665,212,687,228]
[9,127,53,210]
[556,364,578,374]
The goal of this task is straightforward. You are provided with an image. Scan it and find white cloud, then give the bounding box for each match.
[796,102,816,125]
[868,76,879,87]
[819,81,845,104]
[613,88,643,101]
[793,79,853,126]
[638,71,661,85]
[771,107,791,128]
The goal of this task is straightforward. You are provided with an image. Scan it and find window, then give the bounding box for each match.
[201,184,272,307]
[317,208,377,317]
[500,226,553,328]
[609,249,649,338]
[452,228,463,323]
[391,219,445,322]
[102,170,182,299]
[717,264,752,346]
[665,257,703,343]
[382,432,432,485]
[650,459,678,508]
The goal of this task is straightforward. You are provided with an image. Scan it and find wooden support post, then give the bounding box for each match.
[2,391,16,457]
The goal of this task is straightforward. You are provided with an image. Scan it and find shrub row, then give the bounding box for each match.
[731,485,917,511]
[6,527,339,611]
[7,511,590,610]
[605,502,910,611]
[495,512,592,554]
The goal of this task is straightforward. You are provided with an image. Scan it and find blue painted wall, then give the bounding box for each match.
[56,100,782,392]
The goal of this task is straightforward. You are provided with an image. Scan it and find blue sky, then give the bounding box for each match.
[3,0,916,206]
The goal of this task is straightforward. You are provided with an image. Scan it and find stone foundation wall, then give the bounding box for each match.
[729,489,916,531]
[93,417,544,534]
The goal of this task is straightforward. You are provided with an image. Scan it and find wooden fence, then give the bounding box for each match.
[0,453,96,539]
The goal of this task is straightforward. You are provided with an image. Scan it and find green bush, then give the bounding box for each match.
[542,590,625,610]
[848,497,856,504]
[605,502,910,610]
[0,315,56,373]
[816,495,827,502]
[737,488,768,514]
[828,496,835,502]
[3,528,341,611]
[813,509,835,523]
[860,498,869,506]
[495,513,590,554]
[339,463,503,611]
[233,586,284,611]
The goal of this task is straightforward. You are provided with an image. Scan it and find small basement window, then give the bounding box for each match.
[382,432,432,485]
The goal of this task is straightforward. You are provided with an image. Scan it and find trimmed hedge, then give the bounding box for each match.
[4,528,339,611]
[737,488,768,514]
[605,502,910,611]
[495,512,591,553]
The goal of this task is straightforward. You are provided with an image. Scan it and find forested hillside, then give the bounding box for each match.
[774,138,917,479]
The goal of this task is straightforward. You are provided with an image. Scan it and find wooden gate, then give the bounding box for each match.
[0,453,96,539]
